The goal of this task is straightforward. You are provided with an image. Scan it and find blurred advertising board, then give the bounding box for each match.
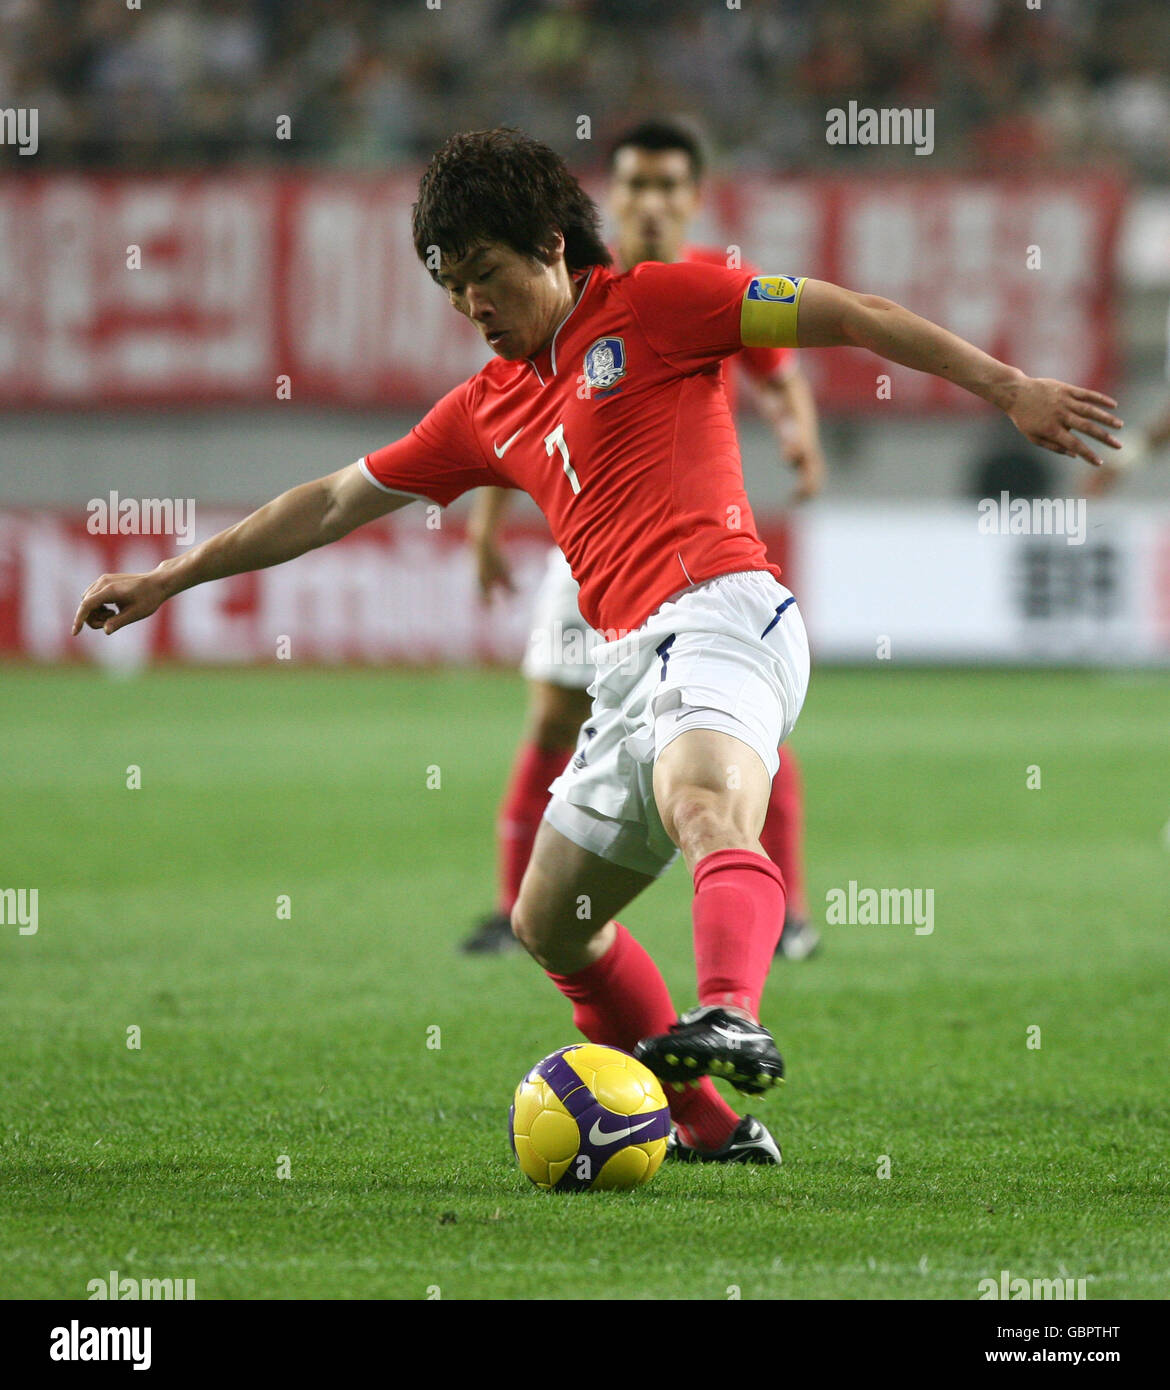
[4,507,1168,668]
[0,173,1123,411]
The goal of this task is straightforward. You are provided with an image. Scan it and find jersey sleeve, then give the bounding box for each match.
[360,379,507,507]
[625,262,807,369]
[624,261,758,371]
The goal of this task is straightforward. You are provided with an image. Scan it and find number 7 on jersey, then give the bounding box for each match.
[545,423,581,495]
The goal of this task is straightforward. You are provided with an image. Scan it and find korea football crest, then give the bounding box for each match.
[582,336,627,393]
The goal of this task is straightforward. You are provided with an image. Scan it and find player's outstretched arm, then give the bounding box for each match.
[73,462,413,636]
[789,279,1123,467]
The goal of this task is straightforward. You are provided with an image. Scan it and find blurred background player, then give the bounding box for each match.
[460,119,826,961]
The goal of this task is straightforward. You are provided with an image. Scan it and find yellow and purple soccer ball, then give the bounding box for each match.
[509,1044,671,1192]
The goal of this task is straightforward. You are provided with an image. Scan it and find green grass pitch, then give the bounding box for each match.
[1,664,1167,1300]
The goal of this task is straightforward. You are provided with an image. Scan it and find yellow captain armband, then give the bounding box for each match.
[740,274,806,348]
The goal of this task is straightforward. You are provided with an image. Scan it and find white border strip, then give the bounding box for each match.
[356,457,434,504]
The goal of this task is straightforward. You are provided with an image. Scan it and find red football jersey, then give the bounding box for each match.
[362,260,784,635]
[682,245,793,417]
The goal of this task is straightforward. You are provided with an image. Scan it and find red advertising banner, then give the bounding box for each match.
[722,176,1127,410]
[0,173,1124,413]
[0,175,280,404]
[0,510,792,668]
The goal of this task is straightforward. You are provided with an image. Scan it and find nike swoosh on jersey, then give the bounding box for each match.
[588,1114,660,1147]
[493,428,523,458]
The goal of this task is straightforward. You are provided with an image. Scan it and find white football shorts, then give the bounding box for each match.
[544,568,810,878]
[520,547,602,690]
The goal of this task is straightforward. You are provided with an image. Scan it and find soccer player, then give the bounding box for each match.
[74,129,1122,1164]
[461,119,824,963]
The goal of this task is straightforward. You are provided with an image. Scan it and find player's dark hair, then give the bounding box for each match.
[413,128,612,278]
[608,119,706,181]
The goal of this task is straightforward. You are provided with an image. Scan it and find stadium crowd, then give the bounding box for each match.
[2,0,1168,175]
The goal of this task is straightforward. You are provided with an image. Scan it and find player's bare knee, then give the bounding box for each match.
[507,905,526,948]
[509,896,545,957]
[661,788,726,853]
[531,716,582,751]
[527,682,590,750]
[511,913,568,972]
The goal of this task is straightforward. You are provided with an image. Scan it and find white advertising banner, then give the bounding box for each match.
[795,503,1170,665]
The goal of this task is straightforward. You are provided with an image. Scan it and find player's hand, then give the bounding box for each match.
[786,440,826,502]
[72,571,168,635]
[471,537,516,602]
[776,413,825,502]
[1005,377,1122,467]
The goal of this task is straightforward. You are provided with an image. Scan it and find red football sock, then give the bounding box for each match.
[758,747,808,923]
[692,849,787,1019]
[496,741,574,914]
[546,923,740,1152]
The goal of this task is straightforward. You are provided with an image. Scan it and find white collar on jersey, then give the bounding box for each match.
[526,266,596,385]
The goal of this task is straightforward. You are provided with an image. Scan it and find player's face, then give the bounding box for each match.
[436,242,573,361]
[610,148,700,267]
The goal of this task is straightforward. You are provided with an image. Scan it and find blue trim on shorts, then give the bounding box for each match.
[655,633,676,681]
[760,597,796,639]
